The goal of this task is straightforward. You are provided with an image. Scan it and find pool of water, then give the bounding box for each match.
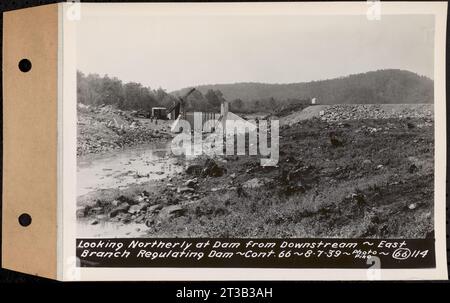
[77,141,183,197]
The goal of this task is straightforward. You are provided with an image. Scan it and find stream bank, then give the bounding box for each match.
[77,105,434,239]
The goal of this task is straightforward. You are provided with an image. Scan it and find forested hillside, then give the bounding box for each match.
[174,69,434,106]
[77,69,433,114]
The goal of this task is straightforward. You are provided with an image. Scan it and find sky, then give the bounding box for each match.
[76,8,434,91]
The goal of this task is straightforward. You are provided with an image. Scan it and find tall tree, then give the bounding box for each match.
[231,98,244,112]
[205,89,224,109]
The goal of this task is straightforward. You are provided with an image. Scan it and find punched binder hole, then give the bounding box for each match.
[18,59,32,72]
[18,213,32,227]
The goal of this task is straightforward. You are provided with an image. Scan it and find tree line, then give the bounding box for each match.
[77,71,302,114]
[77,71,177,111]
[77,71,237,113]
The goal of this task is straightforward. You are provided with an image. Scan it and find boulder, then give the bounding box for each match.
[147,204,163,213]
[362,159,372,165]
[159,205,186,220]
[177,187,195,194]
[128,203,147,214]
[186,164,202,175]
[135,195,147,202]
[96,214,108,220]
[135,214,146,223]
[117,195,137,205]
[409,164,418,173]
[109,202,130,218]
[243,177,272,189]
[184,178,197,188]
[201,159,226,177]
[351,193,365,204]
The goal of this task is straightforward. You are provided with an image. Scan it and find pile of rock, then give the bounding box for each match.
[318,104,433,123]
[78,174,207,227]
[77,105,172,156]
[186,159,226,178]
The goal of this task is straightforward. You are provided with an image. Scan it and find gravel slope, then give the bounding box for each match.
[282,104,433,126]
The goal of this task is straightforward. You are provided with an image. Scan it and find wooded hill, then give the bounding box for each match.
[77,69,433,114]
[173,69,433,106]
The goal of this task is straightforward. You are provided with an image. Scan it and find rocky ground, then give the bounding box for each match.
[77,104,173,156]
[282,104,433,126]
[318,104,433,123]
[77,104,434,239]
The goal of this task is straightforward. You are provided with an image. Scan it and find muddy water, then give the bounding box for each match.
[77,141,185,238]
[77,141,183,197]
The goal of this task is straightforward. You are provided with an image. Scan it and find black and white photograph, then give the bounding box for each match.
[76,6,436,239]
